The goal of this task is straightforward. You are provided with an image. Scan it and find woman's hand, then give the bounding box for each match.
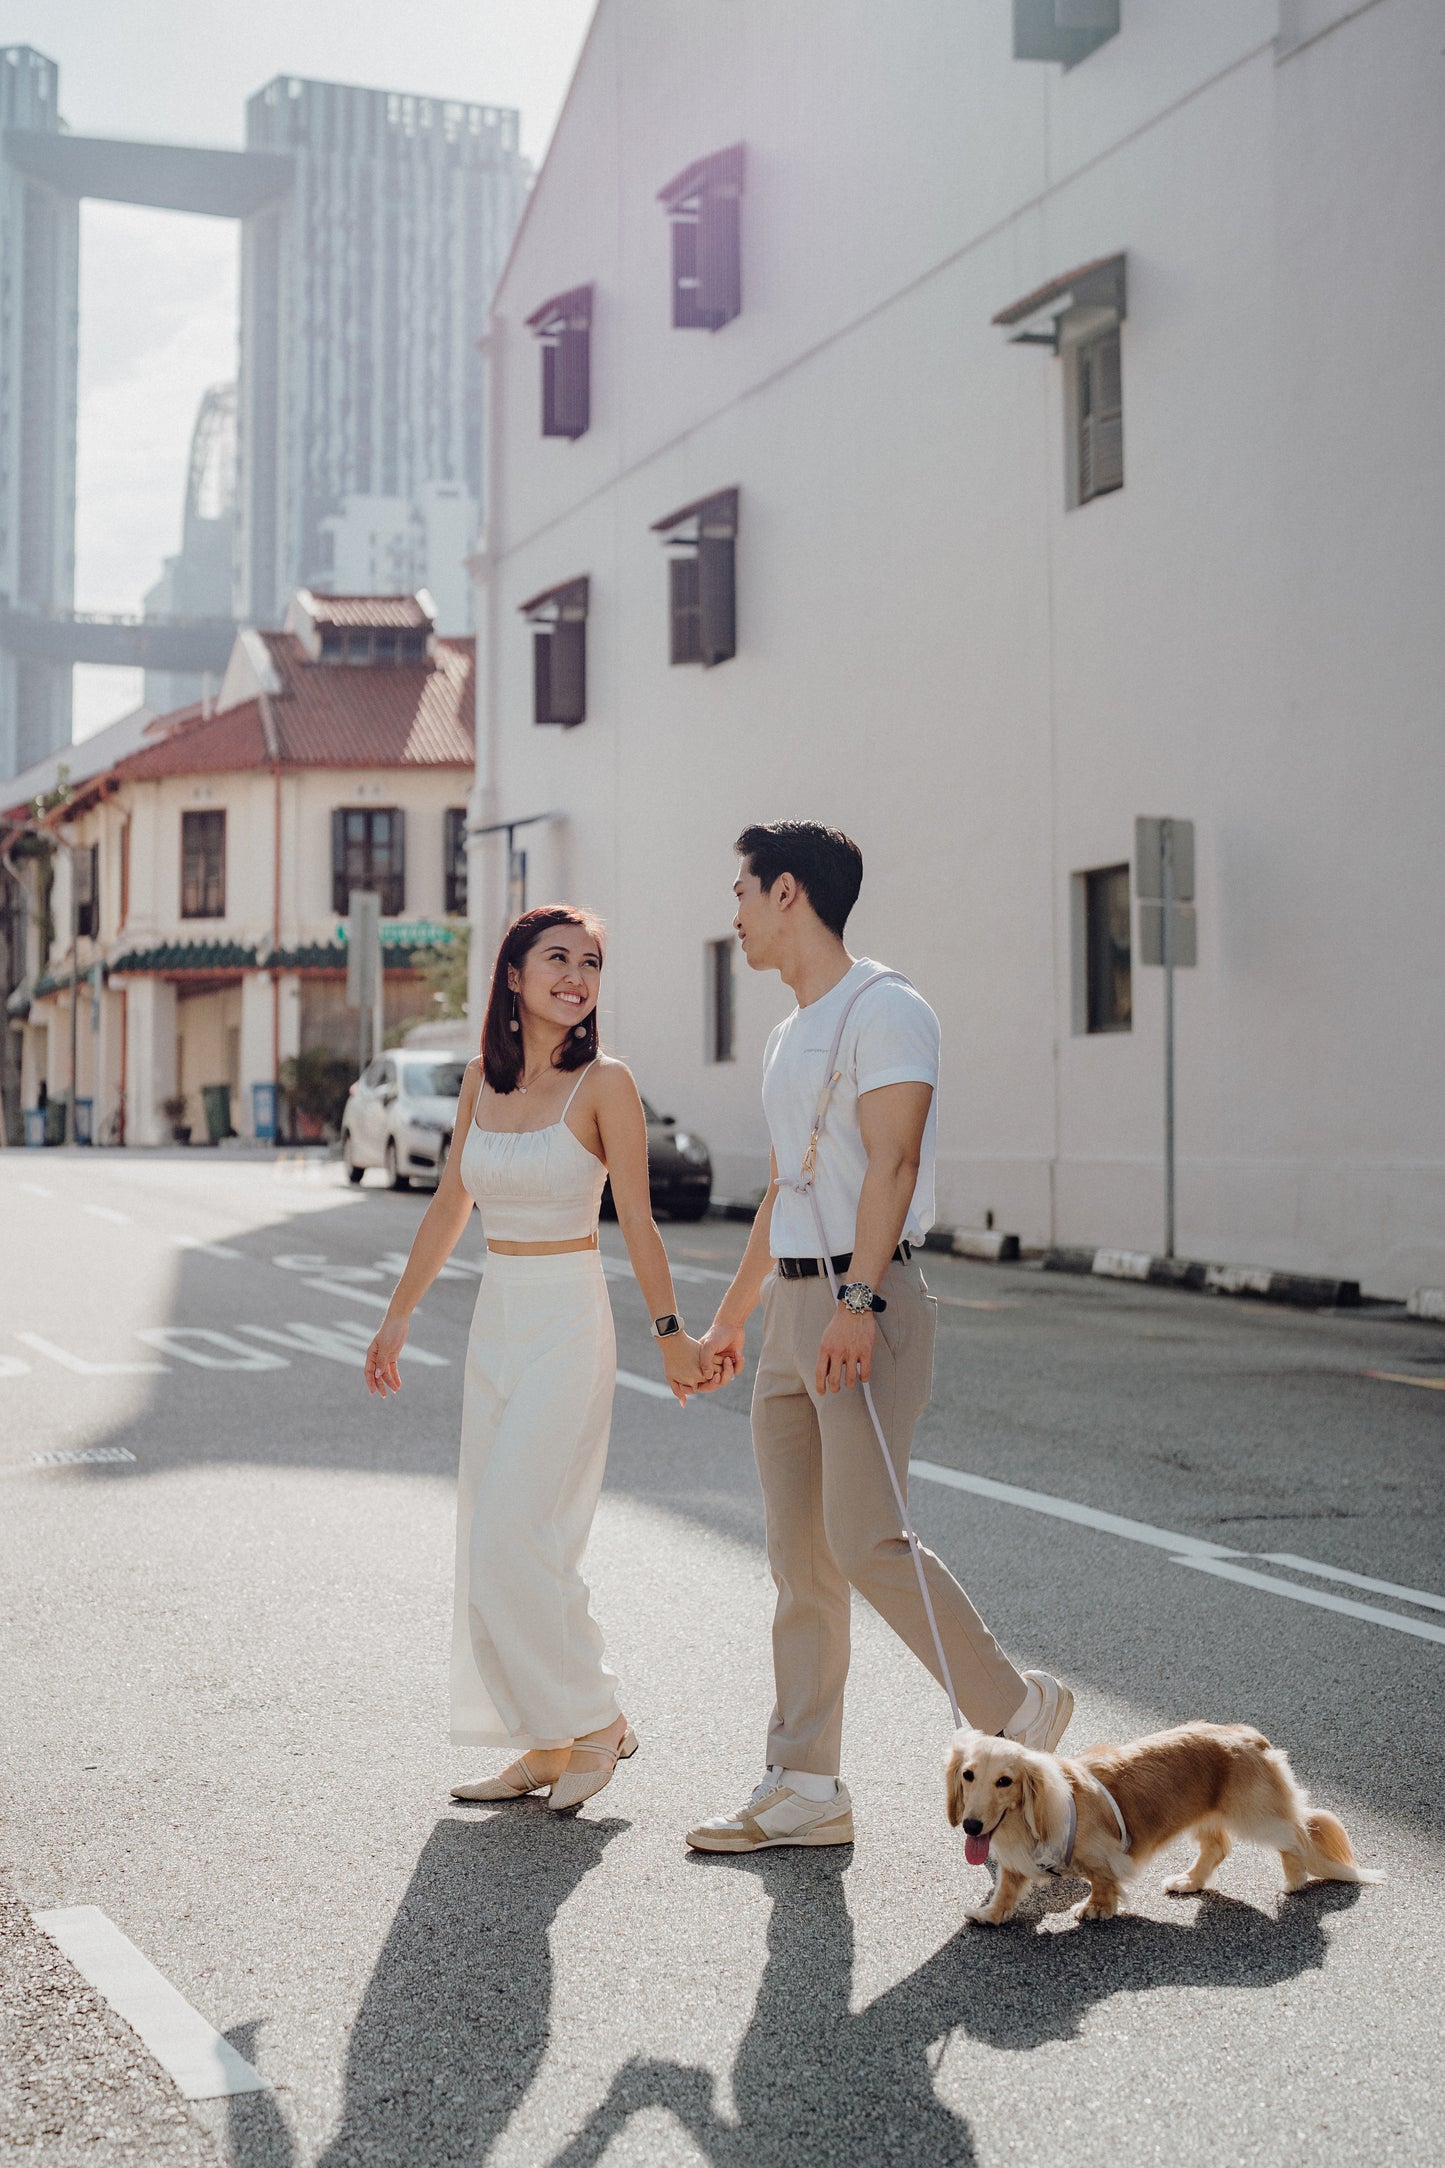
[660,1330,709,1406]
[365,1309,410,1397]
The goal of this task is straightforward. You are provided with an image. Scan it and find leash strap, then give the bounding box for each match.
[781,970,962,1731]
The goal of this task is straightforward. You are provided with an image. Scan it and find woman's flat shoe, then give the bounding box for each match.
[547,1727,639,1813]
[451,1755,552,1803]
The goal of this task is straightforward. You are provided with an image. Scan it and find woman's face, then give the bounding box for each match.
[509,924,602,1032]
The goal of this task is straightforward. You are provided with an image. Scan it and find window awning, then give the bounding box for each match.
[992,252,1126,351]
[651,488,739,539]
[524,285,592,335]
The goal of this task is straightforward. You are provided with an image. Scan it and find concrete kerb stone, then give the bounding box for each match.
[1407,1287,1445,1322]
[1043,1244,1360,1309]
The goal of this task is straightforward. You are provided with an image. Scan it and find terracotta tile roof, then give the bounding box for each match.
[301,593,434,630]
[112,633,474,781]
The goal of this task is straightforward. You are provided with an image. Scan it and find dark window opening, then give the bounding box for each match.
[708,937,735,1063]
[180,812,225,921]
[520,576,589,727]
[1084,865,1132,1033]
[653,490,738,667]
[1014,0,1119,67]
[1076,326,1123,503]
[658,144,744,331]
[527,285,592,439]
[73,842,100,939]
[331,806,405,918]
[445,807,468,915]
[317,625,428,666]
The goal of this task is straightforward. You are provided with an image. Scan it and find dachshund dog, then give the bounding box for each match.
[945,1721,1382,1925]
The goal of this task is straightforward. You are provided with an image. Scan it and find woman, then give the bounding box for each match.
[364,904,715,1810]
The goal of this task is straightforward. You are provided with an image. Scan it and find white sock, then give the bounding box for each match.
[1006,1679,1042,1737]
[780,1766,839,1802]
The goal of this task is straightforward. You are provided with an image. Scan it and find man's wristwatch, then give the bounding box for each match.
[652,1312,684,1339]
[838,1282,886,1315]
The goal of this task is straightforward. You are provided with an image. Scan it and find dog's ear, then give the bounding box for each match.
[1021,1755,1071,1857]
[944,1745,966,1827]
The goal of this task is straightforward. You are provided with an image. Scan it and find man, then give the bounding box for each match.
[688,821,1071,1853]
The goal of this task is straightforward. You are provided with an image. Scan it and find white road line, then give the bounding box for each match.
[83,1204,131,1225]
[18,1181,53,1196]
[302,1278,390,1308]
[33,1907,266,2101]
[910,1460,1445,1647]
[174,1237,245,1261]
[32,1445,137,1469]
[1258,1552,1445,1615]
[16,1333,168,1377]
[617,1369,681,1401]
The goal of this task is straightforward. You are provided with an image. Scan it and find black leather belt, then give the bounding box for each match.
[775,1243,912,1281]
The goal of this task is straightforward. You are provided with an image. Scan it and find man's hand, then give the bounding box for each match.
[661,1331,710,1405]
[816,1305,876,1393]
[696,1320,746,1393]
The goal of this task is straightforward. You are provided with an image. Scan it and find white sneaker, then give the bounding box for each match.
[686,1772,855,1852]
[1006,1670,1074,1753]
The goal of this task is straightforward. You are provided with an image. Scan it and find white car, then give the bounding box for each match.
[341,1049,466,1189]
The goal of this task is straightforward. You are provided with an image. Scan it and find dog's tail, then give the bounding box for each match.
[1298,1808,1385,1885]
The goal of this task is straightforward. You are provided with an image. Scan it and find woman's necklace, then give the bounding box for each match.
[516,1063,551,1095]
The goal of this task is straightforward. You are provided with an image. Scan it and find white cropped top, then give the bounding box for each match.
[459,1064,607,1242]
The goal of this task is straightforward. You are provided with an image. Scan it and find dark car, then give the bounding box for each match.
[602,1096,713,1221]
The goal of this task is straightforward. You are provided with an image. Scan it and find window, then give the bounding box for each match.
[527,285,592,438]
[1080,865,1132,1033]
[1013,0,1119,66]
[181,811,225,920]
[520,577,589,727]
[1072,326,1123,504]
[445,807,468,915]
[707,938,735,1063]
[658,144,744,331]
[74,842,99,938]
[653,490,738,667]
[318,626,427,666]
[331,807,405,917]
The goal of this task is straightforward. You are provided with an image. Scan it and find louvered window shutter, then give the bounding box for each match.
[671,219,705,330]
[555,326,590,436]
[550,617,586,725]
[388,808,405,917]
[1078,329,1123,502]
[670,557,703,664]
[533,628,553,726]
[331,809,348,916]
[696,188,741,325]
[698,536,736,666]
[541,341,558,435]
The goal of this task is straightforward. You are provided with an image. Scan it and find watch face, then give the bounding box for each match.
[654,1313,681,1337]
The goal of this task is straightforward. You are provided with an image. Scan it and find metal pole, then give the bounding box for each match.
[1162,819,1176,1259]
[67,842,79,1147]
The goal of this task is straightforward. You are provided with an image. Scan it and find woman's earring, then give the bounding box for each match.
[508,993,520,1035]
[574,1023,588,1040]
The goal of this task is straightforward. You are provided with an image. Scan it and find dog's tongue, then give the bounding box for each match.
[964,1834,991,1867]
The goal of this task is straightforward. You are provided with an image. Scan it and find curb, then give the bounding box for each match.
[1408,1288,1445,1322]
[1042,1245,1360,1309]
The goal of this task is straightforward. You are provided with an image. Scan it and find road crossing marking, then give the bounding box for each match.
[910,1460,1445,1647]
[617,1369,682,1401]
[303,1278,390,1308]
[135,1328,289,1371]
[33,1907,266,2101]
[173,1237,245,1260]
[241,1319,449,1367]
[16,1333,168,1377]
[83,1204,132,1225]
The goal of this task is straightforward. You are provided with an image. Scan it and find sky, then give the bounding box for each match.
[0,0,596,736]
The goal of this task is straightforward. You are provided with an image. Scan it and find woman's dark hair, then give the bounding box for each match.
[734,820,863,938]
[480,904,605,1093]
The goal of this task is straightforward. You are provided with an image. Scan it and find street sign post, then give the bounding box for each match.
[1134,817,1197,1259]
[346,889,382,1076]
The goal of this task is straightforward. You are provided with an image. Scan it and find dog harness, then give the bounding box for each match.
[1037,1773,1131,1876]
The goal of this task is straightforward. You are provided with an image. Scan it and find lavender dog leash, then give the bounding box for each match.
[781,970,963,1731]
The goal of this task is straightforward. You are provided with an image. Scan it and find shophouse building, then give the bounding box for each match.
[7,591,472,1146]
[466,0,1445,1298]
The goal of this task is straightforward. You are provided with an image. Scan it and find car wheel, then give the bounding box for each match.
[669,1194,710,1222]
[342,1129,365,1185]
[385,1139,411,1192]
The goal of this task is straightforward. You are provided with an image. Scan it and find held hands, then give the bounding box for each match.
[816,1306,876,1393]
[364,1310,409,1397]
[663,1320,745,1404]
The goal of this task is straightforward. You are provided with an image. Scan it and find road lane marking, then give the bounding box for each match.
[135,1329,289,1371]
[1256,1552,1445,1615]
[18,1182,53,1196]
[33,1907,266,2101]
[0,1354,30,1378]
[242,1320,448,1367]
[16,1334,168,1377]
[174,1237,245,1260]
[303,1278,390,1308]
[1363,1369,1445,1392]
[617,1370,680,1401]
[910,1460,1445,1646]
[32,1445,137,1469]
[83,1204,131,1225]
[275,1253,384,1280]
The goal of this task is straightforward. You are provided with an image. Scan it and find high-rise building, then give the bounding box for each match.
[143,381,238,715]
[238,76,525,625]
[0,47,78,776]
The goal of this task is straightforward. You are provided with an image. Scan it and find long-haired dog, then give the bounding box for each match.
[945,1722,1382,1925]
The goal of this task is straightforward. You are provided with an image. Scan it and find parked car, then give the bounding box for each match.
[342,1050,465,1189]
[603,1097,713,1221]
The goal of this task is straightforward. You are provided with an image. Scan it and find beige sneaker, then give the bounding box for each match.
[686,1773,855,1853]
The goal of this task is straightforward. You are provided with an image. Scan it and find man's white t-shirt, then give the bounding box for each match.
[763,957,940,1259]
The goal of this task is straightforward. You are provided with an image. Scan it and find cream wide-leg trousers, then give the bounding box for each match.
[450,1249,622,1751]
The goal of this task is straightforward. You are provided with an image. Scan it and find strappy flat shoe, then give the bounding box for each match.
[548,1726,639,1813]
[451,1754,554,1803]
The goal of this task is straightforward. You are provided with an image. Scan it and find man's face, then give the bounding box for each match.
[732,859,783,971]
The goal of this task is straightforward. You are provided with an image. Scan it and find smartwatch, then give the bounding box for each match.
[652,1312,683,1339]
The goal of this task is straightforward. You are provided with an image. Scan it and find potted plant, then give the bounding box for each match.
[161,1092,191,1144]
[279,1045,347,1143]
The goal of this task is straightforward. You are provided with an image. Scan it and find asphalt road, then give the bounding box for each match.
[2,1148,1442,2167]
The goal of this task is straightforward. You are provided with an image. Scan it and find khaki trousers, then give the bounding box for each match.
[752,1260,1024,1775]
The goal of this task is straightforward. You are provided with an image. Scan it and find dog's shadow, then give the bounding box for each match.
[897,1877,1363,2052]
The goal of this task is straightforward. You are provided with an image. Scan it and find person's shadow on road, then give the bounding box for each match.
[225,1807,624,2168]
[546,1857,1360,2167]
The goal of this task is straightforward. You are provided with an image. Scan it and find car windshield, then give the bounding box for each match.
[405,1060,466,1100]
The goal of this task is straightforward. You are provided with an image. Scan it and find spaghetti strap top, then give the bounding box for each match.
[459,1063,607,1241]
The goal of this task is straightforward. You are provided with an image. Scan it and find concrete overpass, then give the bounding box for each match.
[0,607,238,674]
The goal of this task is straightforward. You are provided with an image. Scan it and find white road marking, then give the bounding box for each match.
[18,1181,53,1196]
[16,1333,168,1377]
[83,1204,132,1225]
[274,1253,383,1280]
[1258,1551,1445,1614]
[617,1369,681,1401]
[32,1445,137,1469]
[33,1907,266,2101]
[242,1320,449,1367]
[0,1354,31,1378]
[303,1278,390,1308]
[911,1460,1445,1647]
[135,1328,288,1372]
[174,1237,245,1261]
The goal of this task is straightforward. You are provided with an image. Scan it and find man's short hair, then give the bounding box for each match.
[735,821,863,938]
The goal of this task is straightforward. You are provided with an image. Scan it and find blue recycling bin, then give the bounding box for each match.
[74,1097,94,1145]
[24,1108,45,1147]
[252,1079,279,1143]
